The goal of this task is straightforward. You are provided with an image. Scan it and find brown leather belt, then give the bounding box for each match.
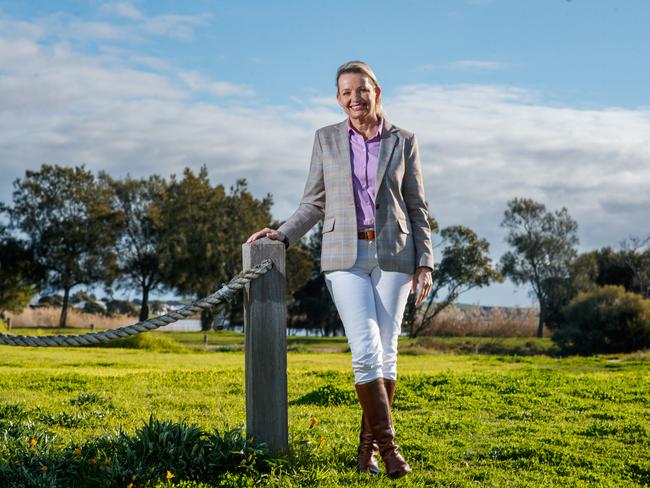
[357,230,376,240]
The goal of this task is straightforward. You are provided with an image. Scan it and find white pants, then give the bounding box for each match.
[324,239,412,385]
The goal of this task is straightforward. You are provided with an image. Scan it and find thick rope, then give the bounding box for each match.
[0,259,273,347]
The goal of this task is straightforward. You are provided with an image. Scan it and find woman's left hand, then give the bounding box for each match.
[411,266,433,306]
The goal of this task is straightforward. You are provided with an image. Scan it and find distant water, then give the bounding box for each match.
[154,319,202,332]
[154,319,330,336]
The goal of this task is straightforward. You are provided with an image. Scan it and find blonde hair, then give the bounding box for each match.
[336,60,383,117]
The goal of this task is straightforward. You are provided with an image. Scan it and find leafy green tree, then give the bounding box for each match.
[9,165,122,327]
[221,179,274,286]
[622,237,650,298]
[159,168,273,330]
[499,197,579,337]
[407,222,502,338]
[0,220,45,317]
[103,174,167,321]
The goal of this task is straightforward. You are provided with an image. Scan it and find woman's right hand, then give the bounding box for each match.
[245,228,287,244]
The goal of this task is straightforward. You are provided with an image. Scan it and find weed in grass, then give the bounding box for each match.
[68,391,113,409]
[0,403,28,421]
[580,421,619,438]
[34,407,103,428]
[291,384,357,407]
[628,462,650,485]
[307,369,346,381]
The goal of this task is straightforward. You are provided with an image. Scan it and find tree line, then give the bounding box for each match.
[498,197,650,353]
[0,164,500,335]
[0,165,275,330]
[1,164,649,353]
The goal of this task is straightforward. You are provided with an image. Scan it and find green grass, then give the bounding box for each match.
[1,332,649,486]
[6,327,560,355]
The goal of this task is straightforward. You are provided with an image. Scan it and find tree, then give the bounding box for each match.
[570,239,650,298]
[285,243,314,299]
[0,219,45,317]
[220,179,274,291]
[103,174,167,321]
[290,222,343,336]
[499,197,579,337]
[159,168,273,330]
[618,237,650,298]
[9,165,122,326]
[407,222,502,338]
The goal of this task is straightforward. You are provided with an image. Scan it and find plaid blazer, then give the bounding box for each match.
[278,118,434,274]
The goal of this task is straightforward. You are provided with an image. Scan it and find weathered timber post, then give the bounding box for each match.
[242,238,287,453]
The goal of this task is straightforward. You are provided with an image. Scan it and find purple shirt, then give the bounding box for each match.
[348,118,383,230]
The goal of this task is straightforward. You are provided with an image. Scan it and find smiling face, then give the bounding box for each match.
[336,72,381,123]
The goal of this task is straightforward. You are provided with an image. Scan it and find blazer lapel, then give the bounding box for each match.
[375,118,398,198]
[334,121,355,203]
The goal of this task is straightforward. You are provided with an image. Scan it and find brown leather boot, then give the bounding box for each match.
[384,379,396,406]
[355,379,411,479]
[358,378,397,473]
[357,414,379,473]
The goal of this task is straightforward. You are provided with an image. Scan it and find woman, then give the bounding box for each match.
[246,60,433,479]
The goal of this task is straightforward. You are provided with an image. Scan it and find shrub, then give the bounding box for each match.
[105,298,139,317]
[556,285,650,354]
[90,333,189,352]
[36,294,63,307]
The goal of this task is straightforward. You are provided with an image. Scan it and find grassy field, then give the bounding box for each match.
[1,331,649,486]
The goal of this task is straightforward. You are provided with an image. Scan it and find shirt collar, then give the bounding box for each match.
[347,117,383,140]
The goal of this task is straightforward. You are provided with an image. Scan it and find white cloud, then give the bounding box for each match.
[178,71,255,97]
[385,85,650,255]
[100,2,145,21]
[415,59,511,73]
[6,6,211,46]
[139,14,211,40]
[446,59,511,71]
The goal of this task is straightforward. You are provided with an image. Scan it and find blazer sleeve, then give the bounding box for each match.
[403,133,435,270]
[277,132,326,246]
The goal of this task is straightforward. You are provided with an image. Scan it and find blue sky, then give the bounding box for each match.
[1,1,649,306]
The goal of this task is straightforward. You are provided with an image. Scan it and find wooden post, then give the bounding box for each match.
[6,317,11,331]
[242,238,287,453]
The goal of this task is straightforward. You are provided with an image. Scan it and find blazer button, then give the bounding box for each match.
[375,204,380,209]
